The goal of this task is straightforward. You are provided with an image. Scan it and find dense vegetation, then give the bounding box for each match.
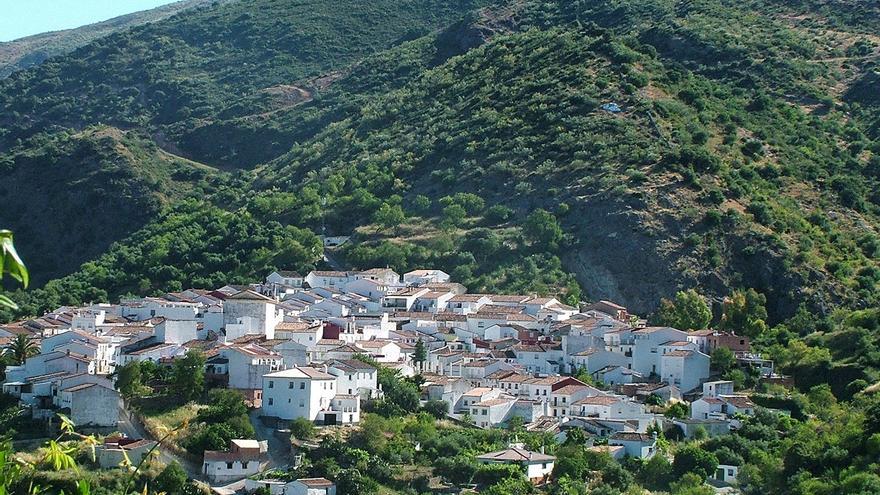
[0,200,322,320]
[0,126,217,285]
[2,0,877,319]
[0,0,221,79]
[0,0,487,289]
[1,0,880,491]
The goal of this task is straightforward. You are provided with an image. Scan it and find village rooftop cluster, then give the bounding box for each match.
[1,267,773,488]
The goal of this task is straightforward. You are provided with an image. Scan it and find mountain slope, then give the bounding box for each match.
[0,0,486,151]
[0,0,223,79]
[244,0,879,317]
[1,0,878,323]
[0,0,485,284]
[0,126,217,285]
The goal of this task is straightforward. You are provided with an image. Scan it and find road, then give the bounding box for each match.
[323,247,345,271]
[116,401,204,480]
[249,409,290,470]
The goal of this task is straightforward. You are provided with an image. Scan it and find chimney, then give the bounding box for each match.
[540,445,545,454]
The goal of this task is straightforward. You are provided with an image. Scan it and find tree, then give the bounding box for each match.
[423,400,448,419]
[171,350,205,403]
[411,195,431,214]
[482,475,532,495]
[562,428,587,447]
[522,209,563,251]
[440,193,485,215]
[553,476,588,495]
[290,417,316,440]
[484,205,513,225]
[413,339,427,369]
[373,202,405,233]
[639,454,674,491]
[720,288,768,338]
[573,367,596,386]
[369,364,420,415]
[670,472,714,495]
[2,334,38,365]
[115,361,144,399]
[673,444,718,479]
[155,461,188,494]
[197,389,249,423]
[656,289,712,330]
[665,401,690,419]
[336,468,378,495]
[710,347,736,374]
[441,203,467,229]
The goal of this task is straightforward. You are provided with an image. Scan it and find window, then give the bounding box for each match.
[300,382,305,389]
[542,463,548,469]
[226,462,233,469]
[268,398,273,405]
[242,461,249,469]
[482,410,487,415]
[289,382,294,389]
[268,381,274,389]
[299,400,305,408]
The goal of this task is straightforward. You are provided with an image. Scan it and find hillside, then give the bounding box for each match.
[0,0,878,323]
[0,0,486,152]
[0,0,486,284]
[4,2,880,494]
[0,126,217,285]
[245,0,880,317]
[0,0,223,79]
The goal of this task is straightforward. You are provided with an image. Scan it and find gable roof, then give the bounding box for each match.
[275,321,319,332]
[633,326,680,334]
[663,350,694,358]
[476,447,555,463]
[574,395,622,406]
[326,359,376,372]
[309,271,351,277]
[474,397,516,407]
[264,367,334,380]
[295,478,335,487]
[553,384,592,396]
[227,290,275,302]
[610,432,655,443]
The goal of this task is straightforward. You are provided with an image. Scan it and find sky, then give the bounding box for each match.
[0,0,179,42]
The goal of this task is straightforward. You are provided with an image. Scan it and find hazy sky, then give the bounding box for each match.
[0,0,179,42]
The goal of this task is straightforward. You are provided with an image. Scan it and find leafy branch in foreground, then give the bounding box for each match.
[0,230,27,310]
[1,413,182,495]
